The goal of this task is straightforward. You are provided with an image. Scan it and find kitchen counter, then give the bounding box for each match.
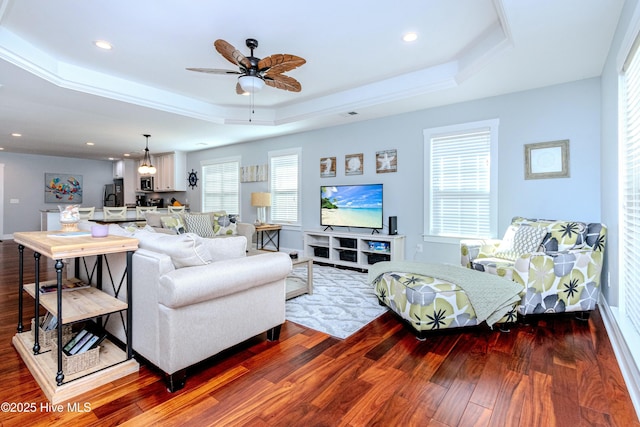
[40,207,188,231]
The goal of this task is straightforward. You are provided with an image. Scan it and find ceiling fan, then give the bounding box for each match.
[186,38,306,94]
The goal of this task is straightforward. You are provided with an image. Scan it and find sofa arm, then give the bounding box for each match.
[461,239,501,267]
[158,252,292,309]
[515,249,604,314]
[236,222,255,245]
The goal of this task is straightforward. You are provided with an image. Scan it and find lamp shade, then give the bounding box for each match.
[239,75,265,93]
[251,192,271,207]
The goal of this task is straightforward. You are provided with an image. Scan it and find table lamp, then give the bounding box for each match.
[251,192,271,224]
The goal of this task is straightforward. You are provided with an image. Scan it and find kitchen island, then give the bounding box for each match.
[40,207,186,231]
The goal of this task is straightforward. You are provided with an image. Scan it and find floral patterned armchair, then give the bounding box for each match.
[460,217,606,318]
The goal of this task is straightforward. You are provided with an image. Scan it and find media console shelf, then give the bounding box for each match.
[303,230,405,270]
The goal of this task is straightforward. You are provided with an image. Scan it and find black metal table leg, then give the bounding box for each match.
[55,259,64,386]
[32,252,41,355]
[17,244,24,333]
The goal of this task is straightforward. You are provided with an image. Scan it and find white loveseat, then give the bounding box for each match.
[75,223,292,391]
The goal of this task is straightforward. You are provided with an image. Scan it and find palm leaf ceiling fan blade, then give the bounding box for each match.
[264,74,302,92]
[259,54,306,75]
[185,67,241,75]
[214,39,251,69]
[187,38,305,94]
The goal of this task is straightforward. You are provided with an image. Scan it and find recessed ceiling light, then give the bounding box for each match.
[0,147,4,151]
[403,32,418,42]
[86,141,95,146]
[11,133,21,137]
[94,40,113,50]
[124,153,130,157]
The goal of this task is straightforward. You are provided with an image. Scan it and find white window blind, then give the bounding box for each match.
[424,120,498,240]
[269,149,300,225]
[201,157,239,214]
[621,36,640,335]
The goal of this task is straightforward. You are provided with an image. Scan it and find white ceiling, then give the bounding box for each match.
[0,0,624,161]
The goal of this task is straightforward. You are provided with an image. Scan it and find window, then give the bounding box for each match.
[424,119,499,241]
[269,148,301,226]
[201,156,240,214]
[621,34,640,334]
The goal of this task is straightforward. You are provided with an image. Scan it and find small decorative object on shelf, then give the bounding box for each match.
[58,204,80,232]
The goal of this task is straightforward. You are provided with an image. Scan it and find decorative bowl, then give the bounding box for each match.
[91,225,109,238]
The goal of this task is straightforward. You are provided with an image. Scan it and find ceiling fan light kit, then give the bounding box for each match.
[238,75,265,93]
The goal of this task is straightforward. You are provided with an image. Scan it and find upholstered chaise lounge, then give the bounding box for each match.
[461,217,607,318]
[368,261,524,340]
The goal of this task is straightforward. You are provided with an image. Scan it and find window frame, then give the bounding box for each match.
[423,119,499,243]
[200,156,241,215]
[268,147,302,228]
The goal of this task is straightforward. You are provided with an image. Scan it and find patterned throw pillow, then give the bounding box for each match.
[212,212,238,236]
[183,214,215,238]
[496,225,547,261]
[495,225,518,255]
[160,215,186,234]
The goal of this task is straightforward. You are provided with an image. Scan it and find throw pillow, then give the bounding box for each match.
[160,214,186,234]
[212,212,238,236]
[143,211,164,228]
[512,225,547,254]
[496,225,547,261]
[495,225,518,255]
[138,233,213,268]
[183,214,215,238]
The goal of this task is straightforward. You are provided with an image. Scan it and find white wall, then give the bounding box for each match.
[187,77,602,265]
[1,152,113,237]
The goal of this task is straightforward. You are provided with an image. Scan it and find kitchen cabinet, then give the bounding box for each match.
[153,151,186,192]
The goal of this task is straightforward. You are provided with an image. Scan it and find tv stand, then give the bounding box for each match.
[303,230,405,270]
[323,226,334,231]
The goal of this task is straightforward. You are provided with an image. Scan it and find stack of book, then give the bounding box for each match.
[39,312,58,331]
[39,280,90,294]
[62,324,106,356]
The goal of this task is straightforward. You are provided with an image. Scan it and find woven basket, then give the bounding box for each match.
[51,338,100,375]
[31,317,72,351]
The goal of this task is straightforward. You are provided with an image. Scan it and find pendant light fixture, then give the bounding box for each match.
[138,134,156,175]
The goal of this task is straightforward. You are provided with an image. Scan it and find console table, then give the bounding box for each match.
[12,231,139,404]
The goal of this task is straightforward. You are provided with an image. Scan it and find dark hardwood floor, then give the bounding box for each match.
[0,239,638,427]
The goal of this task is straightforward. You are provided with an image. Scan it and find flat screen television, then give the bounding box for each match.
[321,184,383,230]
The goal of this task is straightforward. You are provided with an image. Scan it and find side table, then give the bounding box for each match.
[286,257,313,300]
[255,224,282,251]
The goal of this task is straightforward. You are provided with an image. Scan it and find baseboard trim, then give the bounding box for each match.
[598,295,640,418]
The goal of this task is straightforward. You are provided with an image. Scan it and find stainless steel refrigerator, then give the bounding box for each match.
[103,178,124,207]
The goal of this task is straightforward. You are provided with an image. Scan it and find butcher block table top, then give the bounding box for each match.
[13,231,138,259]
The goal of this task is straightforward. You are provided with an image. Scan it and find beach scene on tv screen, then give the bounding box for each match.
[321,185,383,228]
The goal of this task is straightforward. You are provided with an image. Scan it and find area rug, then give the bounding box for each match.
[285,264,388,339]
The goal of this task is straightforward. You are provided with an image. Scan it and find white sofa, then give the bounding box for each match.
[75,223,292,391]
